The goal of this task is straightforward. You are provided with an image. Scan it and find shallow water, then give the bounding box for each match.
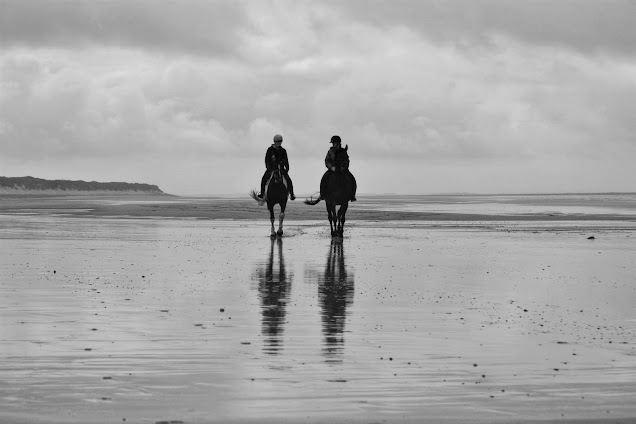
[1,216,635,423]
[357,193,636,216]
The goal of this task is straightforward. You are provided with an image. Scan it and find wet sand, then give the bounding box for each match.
[1,195,635,423]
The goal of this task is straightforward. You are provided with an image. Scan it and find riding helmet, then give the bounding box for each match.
[330,135,341,144]
[273,134,283,142]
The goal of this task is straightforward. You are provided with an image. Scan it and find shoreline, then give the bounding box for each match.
[1,193,636,222]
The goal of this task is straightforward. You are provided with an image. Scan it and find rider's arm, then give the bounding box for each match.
[325,150,335,171]
[282,149,290,172]
[265,147,276,171]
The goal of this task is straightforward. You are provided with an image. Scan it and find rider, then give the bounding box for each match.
[259,134,296,200]
[320,135,357,201]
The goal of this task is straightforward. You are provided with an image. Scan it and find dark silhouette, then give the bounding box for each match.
[305,135,356,237]
[258,134,295,201]
[318,239,355,363]
[304,168,354,238]
[254,237,292,355]
[250,163,289,237]
[320,135,356,202]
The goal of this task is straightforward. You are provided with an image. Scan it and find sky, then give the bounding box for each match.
[1,0,635,196]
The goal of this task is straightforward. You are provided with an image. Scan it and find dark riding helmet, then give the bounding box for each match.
[330,135,341,144]
[273,134,283,143]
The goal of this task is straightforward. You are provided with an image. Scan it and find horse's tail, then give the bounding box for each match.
[304,193,322,205]
[249,189,266,206]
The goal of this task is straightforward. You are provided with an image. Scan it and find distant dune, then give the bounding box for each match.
[0,176,164,194]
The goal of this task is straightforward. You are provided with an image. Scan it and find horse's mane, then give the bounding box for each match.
[333,145,348,169]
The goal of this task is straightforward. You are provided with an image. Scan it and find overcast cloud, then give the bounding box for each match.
[1,0,635,195]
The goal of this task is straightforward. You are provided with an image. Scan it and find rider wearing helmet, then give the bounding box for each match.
[259,134,296,200]
[320,135,357,201]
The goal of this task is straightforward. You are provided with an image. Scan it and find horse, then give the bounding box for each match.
[304,169,354,238]
[250,164,289,237]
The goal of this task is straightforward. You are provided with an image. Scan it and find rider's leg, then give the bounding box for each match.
[284,173,295,200]
[348,171,357,201]
[320,171,330,198]
[259,171,269,198]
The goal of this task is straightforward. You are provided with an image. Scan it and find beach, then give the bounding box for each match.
[1,194,635,423]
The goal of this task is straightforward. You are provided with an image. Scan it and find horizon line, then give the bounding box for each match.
[173,191,636,198]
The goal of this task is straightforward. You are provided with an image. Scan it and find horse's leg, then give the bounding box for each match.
[337,202,348,237]
[327,202,337,237]
[277,201,286,236]
[268,203,276,237]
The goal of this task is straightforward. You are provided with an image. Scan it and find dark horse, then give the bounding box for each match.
[250,164,289,237]
[305,169,354,238]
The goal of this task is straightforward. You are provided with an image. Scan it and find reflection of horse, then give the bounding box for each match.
[254,238,292,355]
[250,164,289,237]
[318,239,354,361]
[304,171,354,238]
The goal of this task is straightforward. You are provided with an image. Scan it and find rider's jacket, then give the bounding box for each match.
[325,146,350,171]
[265,145,290,172]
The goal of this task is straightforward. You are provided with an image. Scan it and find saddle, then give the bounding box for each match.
[331,169,352,186]
[321,169,352,199]
[264,169,288,199]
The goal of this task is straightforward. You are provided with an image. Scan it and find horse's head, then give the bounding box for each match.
[334,145,350,172]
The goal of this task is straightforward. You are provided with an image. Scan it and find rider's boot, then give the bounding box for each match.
[285,175,295,200]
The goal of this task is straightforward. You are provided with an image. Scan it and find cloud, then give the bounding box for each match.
[2,24,634,163]
[1,1,635,194]
[1,50,233,159]
[333,0,636,56]
[0,0,248,57]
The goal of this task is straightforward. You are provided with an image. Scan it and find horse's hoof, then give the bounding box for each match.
[276,230,283,237]
[270,233,276,239]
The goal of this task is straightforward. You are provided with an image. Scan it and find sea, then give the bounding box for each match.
[353,192,636,216]
[34,192,636,220]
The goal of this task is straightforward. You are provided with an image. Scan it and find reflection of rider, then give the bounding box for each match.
[259,134,295,201]
[320,135,357,201]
